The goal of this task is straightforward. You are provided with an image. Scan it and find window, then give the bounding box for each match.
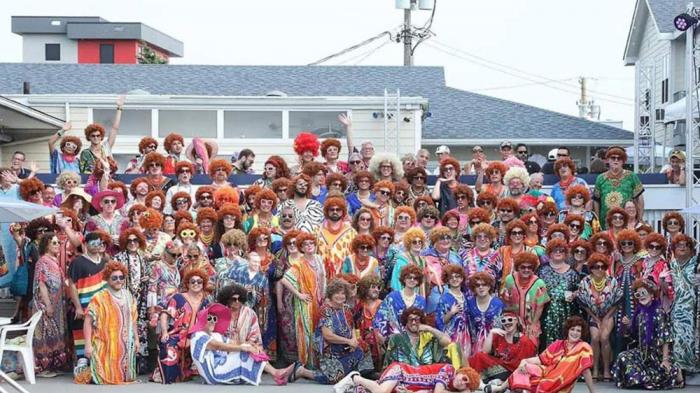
[100,44,114,64]
[224,111,282,138]
[289,111,345,138]
[45,44,60,61]
[159,110,216,138]
[93,109,151,136]
[661,55,669,104]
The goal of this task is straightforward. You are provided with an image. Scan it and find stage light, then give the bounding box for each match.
[674,13,698,31]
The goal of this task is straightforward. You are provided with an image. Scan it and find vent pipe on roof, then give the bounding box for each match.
[266,90,287,97]
[23,81,30,95]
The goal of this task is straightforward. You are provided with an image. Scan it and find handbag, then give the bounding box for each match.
[9,263,28,297]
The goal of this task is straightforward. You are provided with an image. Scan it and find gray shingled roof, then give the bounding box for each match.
[0,63,631,142]
[648,0,688,33]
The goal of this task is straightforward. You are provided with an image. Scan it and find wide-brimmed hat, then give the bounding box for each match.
[60,187,92,209]
[91,189,125,212]
[185,138,218,163]
[190,303,232,335]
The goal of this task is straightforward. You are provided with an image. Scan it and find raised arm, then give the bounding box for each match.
[339,113,355,157]
[107,96,125,149]
[48,121,72,155]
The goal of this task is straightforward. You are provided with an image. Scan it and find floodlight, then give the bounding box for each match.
[418,0,434,10]
[674,13,698,31]
[395,0,411,9]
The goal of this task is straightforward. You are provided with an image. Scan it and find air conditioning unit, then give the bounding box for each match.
[673,90,687,102]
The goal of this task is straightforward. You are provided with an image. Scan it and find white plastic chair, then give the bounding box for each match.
[0,310,43,386]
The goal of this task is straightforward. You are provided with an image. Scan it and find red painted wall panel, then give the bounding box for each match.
[77,40,139,64]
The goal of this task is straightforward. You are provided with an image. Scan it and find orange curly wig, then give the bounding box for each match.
[546,223,570,241]
[372,180,395,195]
[91,156,118,179]
[244,185,262,201]
[142,152,166,169]
[513,252,540,270]
[538,201,558,217]
[372,226,395,242]
[213,186,240,209]
[90,229,113,248]
[565,184,590,204]
[84,123,105,140]
[176,221,200,240]
[247,227,271,252]
[605,146,628,162]
[175,160,195,175]
[662,212,684,231]
[439,157,461,178]
[107,181,129,201]
[505,219,528,245]
[587,252,610,270]
[174,210,194,228]
[128,204,147,219]
[441,210,460,226]
[253,188,277,211]
[139,208,163,230]
[497,197,519,212]
[323,196,348,217]
[182,268,209,292]
[264,155,290,179]
[671,233,696,250]
[196,207,218,225]
[351,234,376,253]
[471,222,497,241]
[60,135,82,154]
[320,138,342,157]
[293,132,320,156]
[643,232,667,250]
[570,239,592,256]
[208,159,232,176]
[564,213,585,228]
[129,177,151,198]
[163,133,184,153]
[546,238,569,255]
[170,191,192,210]
[196,185,215,202]
[138,137,159,154]
[476,190,498,209]
[429,226,452,245]
[217,203,242,222]
[468,207,491,224]
[19,177,44,201]
[394,206,417,224]
[119,227,146,250]
[616,229,642,253]
[485,161,508,177]
[401,227,426,250]
[605,206,629,228]
[590,232,614,252]
[145,190,166,211]
[553,157,576,175]
[455,366,482,392]
[102,260,128,281]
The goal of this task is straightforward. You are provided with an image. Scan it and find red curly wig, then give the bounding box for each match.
[139,208,163,230]
[60,135,82,154]
[326,172,348,190]
[590,232,614,252]
[497,197,519,213]
[441,264,465,284]
[520,212,539,229]
[476,190,498,209]
[138,137,158,154]
[217,203,242,222]
[102,260,128,282]
[643,232,667,250]
[244,185,261,202]
[513,252,540,270]
[196,207,218,225]
[174,210,193,228]
[282,229,302,249]
[145,190,166,211]
[296,231,317,250]
[352,170,375,189]
[293,132,320,156]
[163,133,184,153]
[289,174,313,199]
[454,184,474,205]
[671,233,696,250]
[175,160,195,175]
[587,252,610,270]
[605,146,628,162]
[247,227,271,252]
[454,367,481,392]
[58,208,81,232]
[351,234,376,253]
[90,229,112,248]
[468,207,491,225]
[565,184,590,204]
[320,138,342,157]
[441,210,460,226]
[505,219,528,245]
[128,204,147,220]
[399,264,424,285]
[485,161,508,178]
[616,229,642,253]
[468,271,495,292]
[264,155,290,179]
[119,227,146,250]
[564,213,585,229]
[129,177,151,198]
[662,212,684,231]
[142,152,166,169]
[196,185,215,202]
[323,196,348,217]
[107,181,129,201]
[84,123,105,140]
[301,162,327,178]
[429,227,452,245]
[19,177,44,201]
[606,206,629,228]
[176,221,200,240]
[553,157,576,176]
[91,156,118,179]
[471,222,497,241]
[569,238,592,257]
[546,223,570,240]
[182,268,209,292]
[372,226,395,243]
[394,206,417,224]
[546,238,569,255]
[439,157,461,178]
[208,159,233,176]
[271,178,292,193]
[413,195,435,212]
[213,186,240,209]
[372,180,395,195]
[170,191,192,211]
[632,278,659,298]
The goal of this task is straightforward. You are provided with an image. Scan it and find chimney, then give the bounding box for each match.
[22,81,30,94]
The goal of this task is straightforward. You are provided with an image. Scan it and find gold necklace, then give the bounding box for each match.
[592,277,606,292]
[200,232,215,246]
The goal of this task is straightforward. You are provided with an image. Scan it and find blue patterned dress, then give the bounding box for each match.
[435,290,471,355]
[465,296,504,355]
[372,290,426,337]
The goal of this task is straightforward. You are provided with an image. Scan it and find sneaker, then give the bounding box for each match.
[5,372,20,380]
[333,371,359,393]
[37,371,57,378]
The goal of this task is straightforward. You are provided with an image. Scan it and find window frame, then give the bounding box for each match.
[45,43,60,61]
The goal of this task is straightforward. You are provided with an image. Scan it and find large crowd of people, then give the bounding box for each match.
[0,99,699,393]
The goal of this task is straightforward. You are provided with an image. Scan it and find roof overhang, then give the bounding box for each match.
[66,22,183,57]
[0,96,65,143]
[422,138,632,147]
[623,0,676,65]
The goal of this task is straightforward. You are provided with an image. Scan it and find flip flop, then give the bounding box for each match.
[274,373,288,386]
[288,361,302,383]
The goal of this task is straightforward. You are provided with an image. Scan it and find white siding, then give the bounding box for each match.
[21,34,78,63]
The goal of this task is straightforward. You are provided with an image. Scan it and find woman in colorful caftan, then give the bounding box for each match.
[469,312,537,384]
[465,272,504,356]
[668,233,700,375]
[280,232,327,368]
[372,264,426,341]
[436,265,471,356]
[342,363,481,393]
[489,316,595,393]
[612,279,683,389]
[152,268,210,383]
[390,228,428,297]
[342,234,380,278]
[500,252,549,345]
[82,262,138,385]
[576,252,621,382]
[189,288,292,385]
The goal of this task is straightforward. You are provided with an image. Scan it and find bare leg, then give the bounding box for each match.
[295,365,316,380]
[264,363,294,378]
[600,317,614,379]
[353,374,397,393]
[589,326,601,379]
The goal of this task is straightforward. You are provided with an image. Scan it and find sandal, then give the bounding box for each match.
[288,361,302,383]
[274,373,288,386]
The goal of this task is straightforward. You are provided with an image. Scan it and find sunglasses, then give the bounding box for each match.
[207,314,218,323]
[200,195,213,200]
[544,212,557,218]
[501,317,517,324]
[230,296,241,303]
[590,264,606,270]
[634,289,649,299]
[110,275,125,282]
[102,199,117,205]
[281,213,294,219]
[189,279,204,285]
[569,223,582,230]
[474,282,489,288]
[187,254,201,259]
[89,133,102,139]
[411,239,424,245]
[378,190,391,196]
[413,175,426,180]
[149,163,162,168]
[178,168,192,174]
[595,240,608,246]
[620,240,634,247]
[127,238,139,244]
[328,207,344,212]
[439,235,451,241]
[456,195,468,201]
[667,220,680,226]
[358,245,371,251]
[510,230,524,236]
[257,236,269,242]
[350,160,362,165]
[573,248,587,254]
[406,275,419,281]
[398,215,411,220]
[379,235,392,241]
[423,215,437,220]
[517,151,527,155]
[647,244,663,250]
[612,215,625,220]
[359,216,372,222]
[519,265,534,271]
[87,239,104,247]
[528,219,538,224]
[477,200,492,206]
[470,220,481,225]
[608,156,623,161]
[50,240,60,245]
[277,188,288,193]
[499,209,513,214]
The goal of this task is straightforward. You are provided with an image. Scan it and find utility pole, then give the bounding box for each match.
[403,8,413,66]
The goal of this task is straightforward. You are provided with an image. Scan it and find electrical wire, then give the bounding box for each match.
[424,41,634,107]
[352,40,393,65]
[411,0,437,55]
[334,39,392,65]
[430,39,634,102]
[309,30,398,66]
[472,78,578,92]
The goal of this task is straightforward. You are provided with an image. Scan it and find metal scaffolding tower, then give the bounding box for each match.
[634,64,656,173]
[683,12,700,237]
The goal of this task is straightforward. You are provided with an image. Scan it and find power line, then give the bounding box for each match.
[353,40,393,65]
[335,39,392,65]
[424,41,634,107]
[308,30,398,66]
[472,78,578,92]
[430,39,634,102]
